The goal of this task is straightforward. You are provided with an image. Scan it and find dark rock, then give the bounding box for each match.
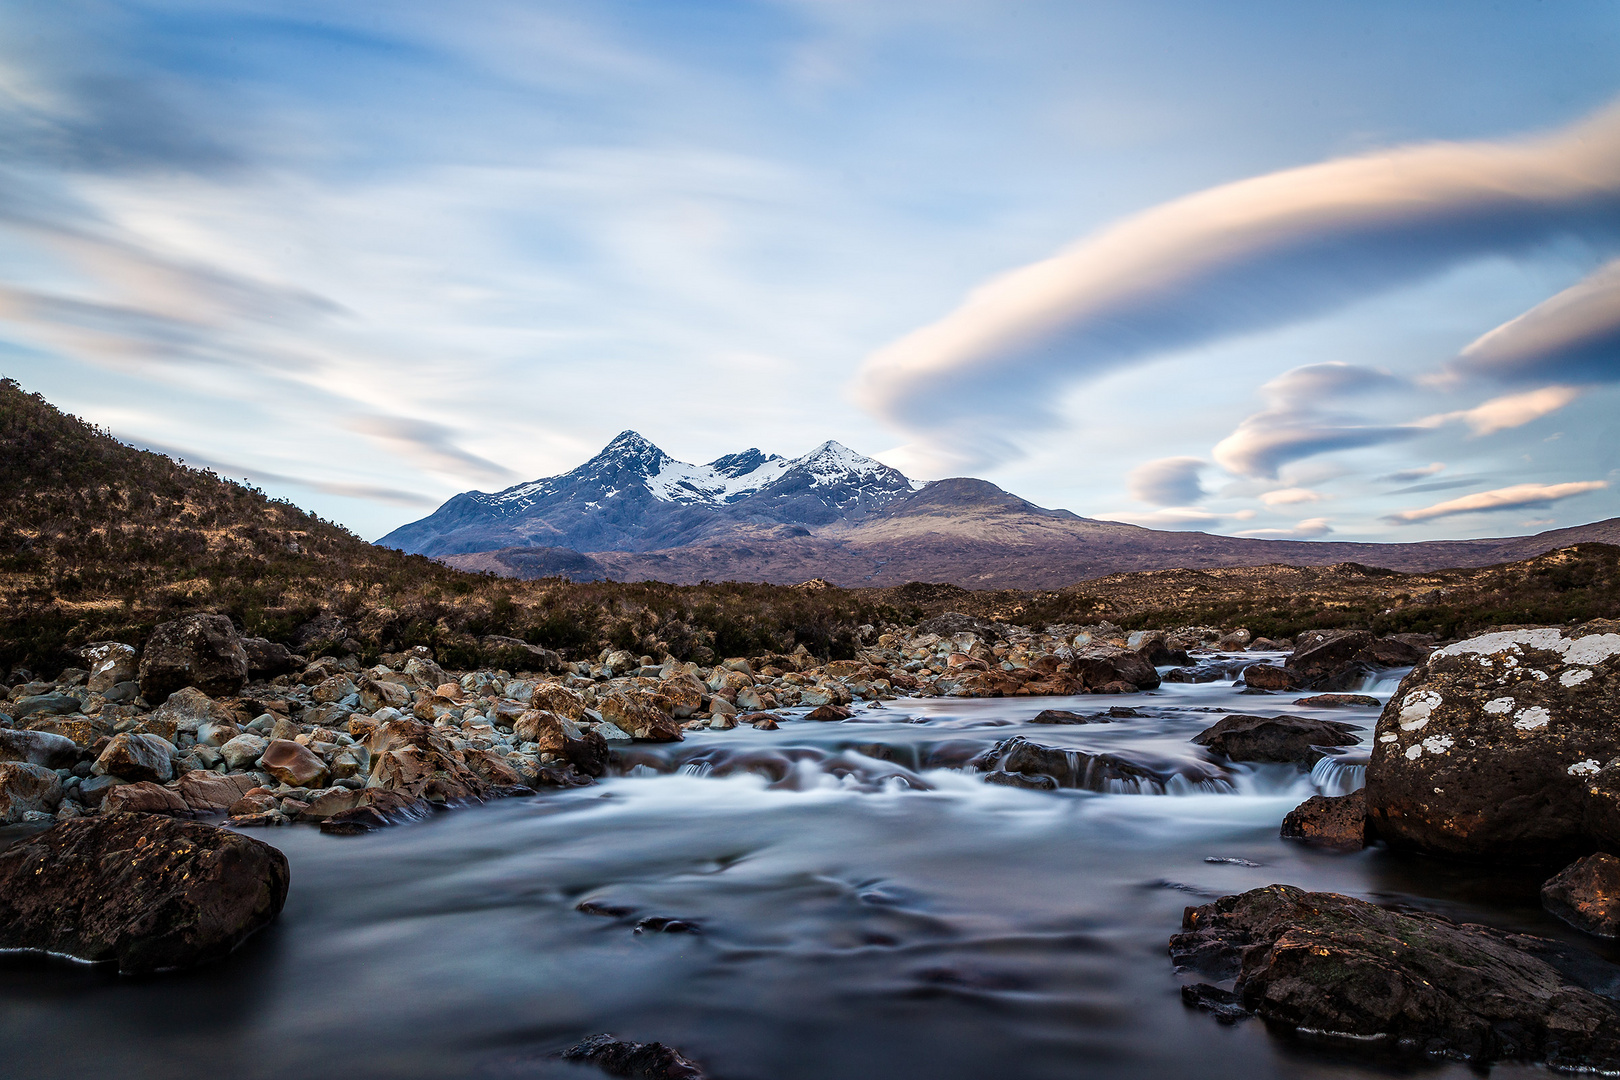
[1365,621,1620,861]
[804,704,853,721]
[480,635,564,673]
[1171,883,1620,1070]
[93,732,177,784]
[0,813,288,973]
[1240,665,1303,691]
[983,769,1058,790]
[1191,714,1360,764]
[240,637,298,680]
[577,899,636,918]
[977,735,1226,793]
[1292,693,1381,708]
[1028,709,1099,724]
[635,915,700,934]
[102,781,192,816]
[1180,982,1250,1023]
[1132,632,1192,667]
[318,789,435,834]
[0,728,80,769]
[915,612,1005,641]
[11,692,81,721]
[559,1033,706,1080]
[1280,791,1367,850]
[138,614,250,702]
[1285,629,1376,690]
[0,762,63,822]
[76,773,128,807]
[1070,646,1161,691]
[1543,853,1620,938]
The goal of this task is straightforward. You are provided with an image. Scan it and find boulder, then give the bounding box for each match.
[175,770,258,814]
[514,710,607,776]
[1280,791,1367,850]
[530,682,587,720]
[138,614,249,702]
[975,735,1224,793]
[1171,884,1620,1070]
[1285,629,1376,690]
[804,704,853,722]
[1069,646,1161,691]
[93,732,177,784]
[559,1033,707,1080]
[1240,664,1303,691]
[358,676,410,712]
[319,789,434,834]
[11,692,80,721]
[1131,631,1192,667]
[1191,714,1360,764]
[1542,853,1620,938]
[0,728,80,769]
[0,813,288,973]
[366,717,492,802]
[1364,621,1620,860]
[102,781,191,816]
[1293,693,1381,708]
[240,636,298,679]
[599,692,684,742]
[259,739,329,788]
[219,732,269,771]
[80,641,139,694]
[0,762,63,823]
[1029,709,1098,724]
[148,686,224,733]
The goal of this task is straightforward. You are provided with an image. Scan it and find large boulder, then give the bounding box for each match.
[366,718,492,802]
[1171,884,1620,1070]
[1284,629,1376,690]
[1364,621,1620,861]
[0,728,80,769]
[138,614,249,702]
[0,762,63,823]
[80,641,139,693]
[599,692,684,742]
[1191,714,1360,764]
[1542,853,1620,938]
[0,813,288,973]
[240,636,298,680]
[93,732,177,784]
[1280,791,1367,850]
[1069,646,1161,692]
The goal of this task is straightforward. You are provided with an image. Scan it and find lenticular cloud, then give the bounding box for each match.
[855,101,1620,468]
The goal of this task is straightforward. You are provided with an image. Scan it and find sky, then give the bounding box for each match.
[1,0,1617,544]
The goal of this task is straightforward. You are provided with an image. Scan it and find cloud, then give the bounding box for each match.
[1261,362,1403,406]
[1126,456,1206,506]
[1418,384,1582,435]
[1379,462,1445,483]
[1385,480,1608,523]
[345,415,517,484]
[1449,258,1620,385]
[1260,487,1321,507]
[1237,516,1333,538]
[855,102,1620,466]
[1107,507,1234,529]
[1213,411,1419,478]
[125,437,437,508]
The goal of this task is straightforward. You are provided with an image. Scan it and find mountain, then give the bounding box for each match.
[376,432,920,557]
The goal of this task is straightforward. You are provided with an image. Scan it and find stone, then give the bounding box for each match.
[319,789,434,834]
[1365,621,1620,861]
[148,686,223,735]
[0,813,289,974]
[80,641,139,693]
[559,1033,706,1080]
[366,718,492,802]
[1191,714,1360,764]
[1293,693,1381,708]
[259,739,329,788]
[1171,883,1620,1070]
[599,692,684,742]
[1280,791,1367,850]
[1542,853,1620,938]
[102,781,192,816]
[175,770,257,814]
[219,732,269,771]
[138,614,250,702]
[76,773,128,807]
[1240,664,1304,691]
[1069,646,1161,691]
[297,786,365,820]
[984,769,1058,790]
[530,682,587,720]
[240,636,298,679]
[195,720,240,747]
[228,791,278,818]
[358,676,411,712]
[1284,628,1376,690]
[0,762,63,823]
[25,715,95,746]
[655,674,705,718]
[11,692,80,721]
[1029,709,1100,724]
[93,732,177,784]
[707,696,737,717]
[402,655,449,689]
[804,704,853,722]
[310,675,358,704]
[975,735,1222,793]
[0,728,80,769]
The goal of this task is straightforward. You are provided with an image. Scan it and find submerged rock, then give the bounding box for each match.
[1280,791,1367,850]
[973,735,1227,793]
[1171,883,1620,1070]
[0,813,289,973]
[1364,620,1620,861]
[1543,853,1620,938]
[559,1033,706,1080]
[1190,714,1359,764]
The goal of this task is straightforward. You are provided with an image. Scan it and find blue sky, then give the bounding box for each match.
[1,1,1617,543]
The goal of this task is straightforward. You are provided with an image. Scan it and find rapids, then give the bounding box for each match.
[0,658,1592,1079]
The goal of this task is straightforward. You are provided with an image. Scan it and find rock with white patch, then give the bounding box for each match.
[1365,620,1620,861]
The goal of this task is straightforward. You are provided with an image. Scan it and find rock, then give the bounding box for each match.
[258,739,329,788]
[76,773,128,807]
[1364,621,1620,860]
[559,1033,707,1080]
[240,636,298,679]
[1293,693,1381,708]
[804,704,853,722]
[366,718,492,802]
[175,770,257,814]
[481,635,563,673]
[310,675,357,704]
[148,686,224,734]
[1171,883,1620,1070]
[1029,709,1102,724]
[1240,664,1303,691]
[599,692,683,742]
[319,789,434,833]
[0,728,79,769]
[975,735,1224,793]
[102,781,192,816]
[297,786,366,820]
[1070,646,1161,691]
[357,676,411,712]
[1280,791,1367,850]
[1543,853,1620,938]
[80,641,139,693]
[11,692,80,721]
[0,762,63,822]
[0,813,289,974]
[984,770,1058,790]
[228,791,278,818]
[530,683,587,719]
[138,614,250,702]
[1191,714,1359,764]
[93,732,177,784]
[219,732,269,771]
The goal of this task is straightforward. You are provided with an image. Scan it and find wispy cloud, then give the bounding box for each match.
[1126,456,1205,506]
[1417,384,1582,435]
[345,415,516,485]
[1260,487,1321,507]
[1237,516,1333,538]
[1378,462,1445,483]
[1386,480,1607,523]
[1449,258,1620,385]
[126,437,437,508]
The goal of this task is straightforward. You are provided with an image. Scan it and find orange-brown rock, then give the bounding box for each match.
[1543,853,1620,938]
[259,739,330,788]
[529,682,586,720]
[366,718,492,802]
[175,770,258,813]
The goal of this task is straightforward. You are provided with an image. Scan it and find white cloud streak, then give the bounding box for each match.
[1386,480,1608,523]
[1450,257,1620,385]
[1417,384,1582,435]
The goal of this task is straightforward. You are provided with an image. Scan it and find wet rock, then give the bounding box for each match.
[93,732,177,784]
[0,813,289,974]
[1285,629,1376,690]
[1070,646,1161,691]
[748,715,779,730]
[634,915,700,934]
[80,641,139,694]
[1240,665,1304,691]
[0,728,80,769]
[319,789,435,833]
[804,704,853,722]
[366,717,492,802]
[175,770,258,814]
[102,781,191,816]
[1191,714,1359,764]
[976,735,1223,793]
[138,614,250,702]
[599,692,683,742]
[1170,883,1620,1070]
[1293,693,1381,708]
[1543,853,1620,938]
[259,739,329,788]
[1280,791,1367,850]
[1180,982,1249,1023]
[1132,632,1192,667]
[0,762,63,823]
[559,1033,707,1080]
[984,769,1058,790]
[1364,620,1620,861]
[1029,709,1103,724]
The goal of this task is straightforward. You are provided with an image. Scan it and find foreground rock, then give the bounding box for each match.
[1282,629,1431,691]
[1280,791,1367,850]
[1364,620,1620,860]
[0,762,63,823]
[1171,884,1620,1070]
[560,1034,706,1079]
[0,813,289,973]
[1543,853,1620,938]
[138,613,250,702]
[1191,714,1359,764]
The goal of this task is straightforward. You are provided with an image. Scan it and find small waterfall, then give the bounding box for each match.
[1311,755,1367,796]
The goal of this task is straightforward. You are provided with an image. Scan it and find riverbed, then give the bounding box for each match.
[0,661,1594,1079]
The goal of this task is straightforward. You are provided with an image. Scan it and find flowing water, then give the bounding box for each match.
[0,658,1590,1079]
